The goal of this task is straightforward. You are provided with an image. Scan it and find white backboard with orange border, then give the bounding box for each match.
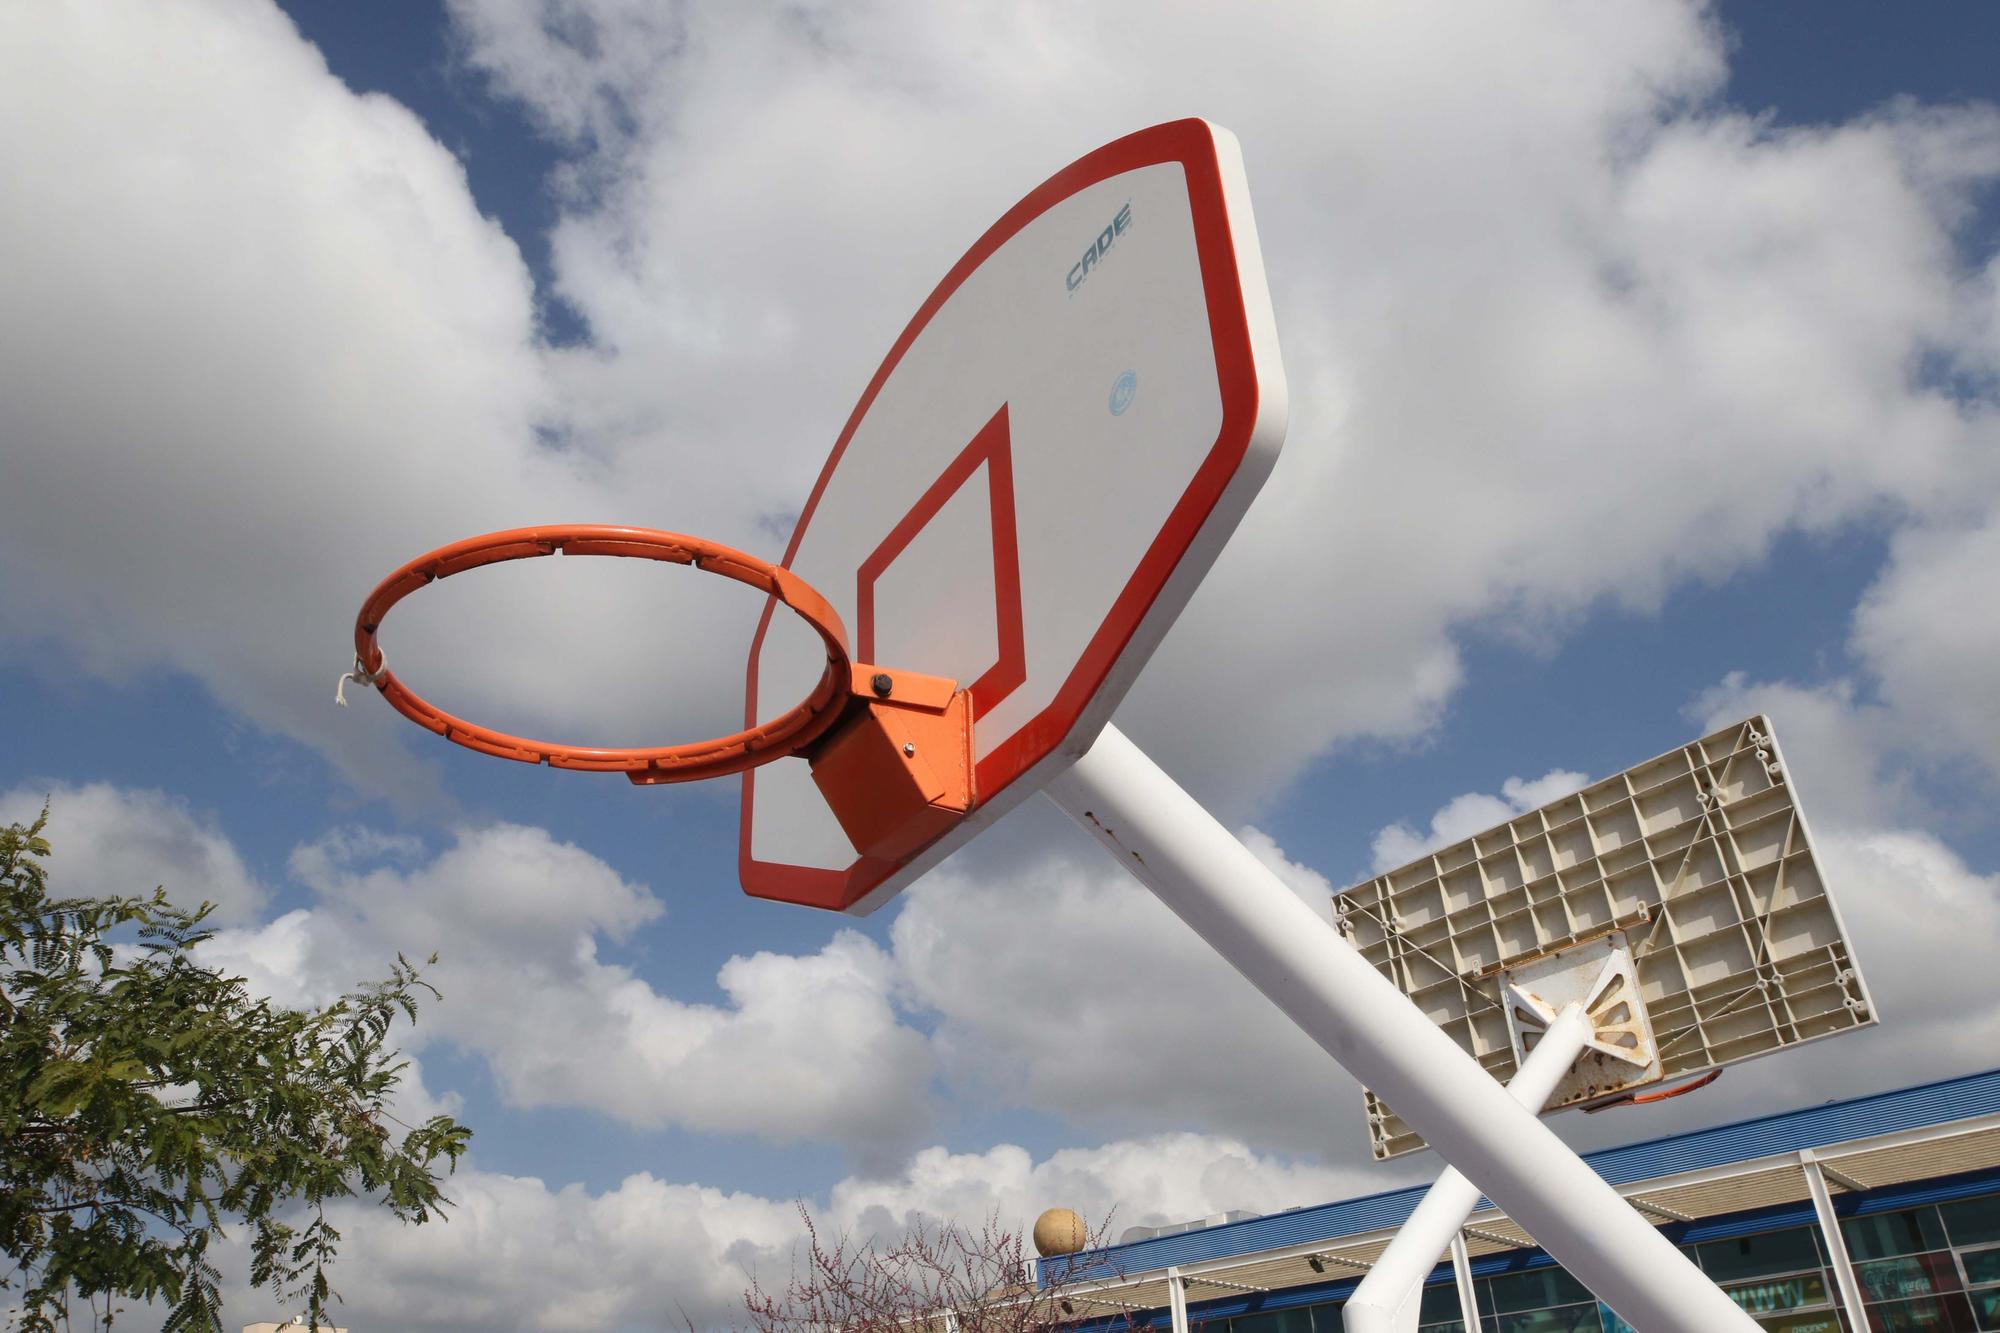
[741,119,1288,914]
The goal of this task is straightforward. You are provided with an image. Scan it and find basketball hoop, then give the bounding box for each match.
[344,525,854,783]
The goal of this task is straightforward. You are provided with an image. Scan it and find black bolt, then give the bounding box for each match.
[870,672,893,697]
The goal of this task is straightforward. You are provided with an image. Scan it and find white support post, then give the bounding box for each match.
[1448,1232,1482,1333]
[1800,1150,1868,1326]
[1043,725,1759,1333]
[1342,1004,1595,1333]
[1166,1267,1189,1333]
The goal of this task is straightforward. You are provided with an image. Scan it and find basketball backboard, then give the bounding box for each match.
[741,119,1288,913]
[1336,716,1878,1159]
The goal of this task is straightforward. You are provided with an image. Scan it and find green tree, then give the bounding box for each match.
[1,807,472,1331]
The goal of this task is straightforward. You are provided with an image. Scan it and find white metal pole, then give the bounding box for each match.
[1042,725,1758,1333]
[1166,1267,1189,1333]
[1343,1004,1594,1333]
[1448,1232,1482,1333]
[1800,1151,1867,1325]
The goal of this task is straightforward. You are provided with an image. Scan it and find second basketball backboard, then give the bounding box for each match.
[1336,716,1877,1158]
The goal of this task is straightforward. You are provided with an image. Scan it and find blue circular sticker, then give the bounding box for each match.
[1109,370,1137,416]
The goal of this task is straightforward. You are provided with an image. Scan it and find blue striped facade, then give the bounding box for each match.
[1050,1065,2000,1323]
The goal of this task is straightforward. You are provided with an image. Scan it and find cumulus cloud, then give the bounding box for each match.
[1241,824,1338,925]
[827,1133,1372,1250]
[1852,518,2000,782]
[5,782,1383,1165]
[202,821,937,1159]
[890,846,1374,1158]
[82,791,1993,1332]
[0,780,266,921]
[0,1,786,803]
[1686,674,1921,829]
[433,0,2000,821]
[5,0,1999,821]
[218,1130,1363,1333]
[1369,769,1590,871]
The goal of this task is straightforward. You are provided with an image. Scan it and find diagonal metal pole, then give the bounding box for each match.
[1044,724,1757,1333]
[1342,1003,1594,1333]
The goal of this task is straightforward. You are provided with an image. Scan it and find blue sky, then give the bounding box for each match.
[3,3,1998,1328]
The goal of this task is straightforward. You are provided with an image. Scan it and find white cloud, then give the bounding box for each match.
[827,1133,1372,1250]
[1852,518,2000,783]
[890,843,1375,1158]
[3,786,1364,1171]
[1241,824,1337,925]
[1820,829,2000,1067]
[203,822,938,1158]
[1369,769,1589,872]
[436,0,2000,820]
[0,781,266,921]
[1686,673,1920,829]
[0,1,787,803]
[93,792,1385,1164]
[225,1130,1364,1333]
[2,1,1997,820]
[20,764,1995,1330]
[260,1165,804,1333]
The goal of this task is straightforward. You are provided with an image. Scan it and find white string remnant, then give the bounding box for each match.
[335,652,385,707]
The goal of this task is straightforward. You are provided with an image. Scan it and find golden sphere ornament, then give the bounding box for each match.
[1032,1207,1087,1257]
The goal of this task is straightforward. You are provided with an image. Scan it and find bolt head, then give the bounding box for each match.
[902,742,916,757]
[870,672,893,697]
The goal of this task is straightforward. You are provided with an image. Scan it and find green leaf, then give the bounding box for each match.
[1,805,474,1328]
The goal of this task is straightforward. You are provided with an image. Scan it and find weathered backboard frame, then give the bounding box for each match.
[1335,715,1877,1159]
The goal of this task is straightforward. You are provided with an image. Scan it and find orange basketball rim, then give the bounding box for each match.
[342,523,975,857]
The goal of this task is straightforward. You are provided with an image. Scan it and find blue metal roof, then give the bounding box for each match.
[1078,1066,2000,1278]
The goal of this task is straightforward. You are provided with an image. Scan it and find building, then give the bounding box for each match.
[1049,1068,2000,1332]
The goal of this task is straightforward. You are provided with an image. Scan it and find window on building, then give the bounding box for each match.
[1487,1307,1602,1333]
[1754,1312,1843,1333]
[1724,1270,1833,1316]
[1415,1279,1466,1333]
[1831,1201,1999,1332]
[1942,1196,2000,1249]
[1931,1191,2000,1332]
[1844,1208,1950,1263]
[1229,1308,1316,1333]
[1224,1303,1342,1333]
[1862,1293,1977,1331]
[1963,1249,2000,1287]
[1856,1252,1964,1303]
[1481,1268,1595,1315]
[1698,1227,1828,1284]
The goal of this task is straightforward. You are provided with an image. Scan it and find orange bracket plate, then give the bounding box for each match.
[807,666,974,863]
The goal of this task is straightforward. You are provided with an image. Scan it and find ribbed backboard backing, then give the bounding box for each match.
[1335,716,1877,1159]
